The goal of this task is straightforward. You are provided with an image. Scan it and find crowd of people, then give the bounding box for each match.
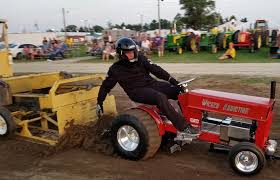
[87,31,165,61]
[22,37,68,61]
[20,30,246,62]
[42,37,68,62]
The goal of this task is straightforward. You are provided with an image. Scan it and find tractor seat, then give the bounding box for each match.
[130,99,182,123]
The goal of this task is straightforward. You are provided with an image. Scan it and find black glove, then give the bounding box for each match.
[168,77,179,86]
[96,103,104,118]
[169,77,184,93]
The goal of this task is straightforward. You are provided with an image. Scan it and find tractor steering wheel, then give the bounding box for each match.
[178,78,196,92]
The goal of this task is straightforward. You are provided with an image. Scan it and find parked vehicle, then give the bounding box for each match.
[254,19,270,47]
[9,43,40,59]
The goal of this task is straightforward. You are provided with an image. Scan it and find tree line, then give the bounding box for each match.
[48,0,248,33]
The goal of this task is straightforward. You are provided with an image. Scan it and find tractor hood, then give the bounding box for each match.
[179,89,275,121]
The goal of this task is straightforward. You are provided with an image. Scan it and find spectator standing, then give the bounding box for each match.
[42,39,49,55]
[66,38,73,48]
[42,37,48,45]
[103,31,110,45]
[141,35,151,58]
[154,32,164,57]
[30,47,38,60]
[102,42,112,61]
[23,45,30,60]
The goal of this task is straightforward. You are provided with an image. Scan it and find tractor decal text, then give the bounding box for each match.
[202,99,220,109]
[223,104,249,114]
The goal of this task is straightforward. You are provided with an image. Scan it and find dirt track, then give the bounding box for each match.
[1,75,280,180]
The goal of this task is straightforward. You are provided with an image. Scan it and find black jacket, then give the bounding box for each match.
[97,54,172,105]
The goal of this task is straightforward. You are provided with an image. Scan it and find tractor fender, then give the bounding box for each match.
[133,105,166,136]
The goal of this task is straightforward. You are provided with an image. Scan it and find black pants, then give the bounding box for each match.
[128,81,188,131]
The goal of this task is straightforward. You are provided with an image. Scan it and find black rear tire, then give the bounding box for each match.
[232,30,240,44]
[185,33,196,51]
[216,33,226,50]
[229,142,265,176]
[0,106,16,139]
[261,30,269,47]
[271,30,278,47]
[111,109,162,160]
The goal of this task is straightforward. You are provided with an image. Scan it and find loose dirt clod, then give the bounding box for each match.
[44,115,115,156]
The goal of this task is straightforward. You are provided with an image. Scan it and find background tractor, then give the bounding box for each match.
[165,33,184,54]
[231,30,262,52]
[269,29,279,56]
[254,19,270,47]
[165,32,199,54]
[199,32,227,52]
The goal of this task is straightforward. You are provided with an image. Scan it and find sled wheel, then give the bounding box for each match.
[0,106,15,139]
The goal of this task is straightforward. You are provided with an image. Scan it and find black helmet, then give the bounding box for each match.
[116,37,138,61]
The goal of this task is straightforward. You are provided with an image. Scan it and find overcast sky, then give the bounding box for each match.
[0,0,279,33]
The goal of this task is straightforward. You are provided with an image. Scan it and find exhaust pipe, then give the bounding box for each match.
[270,81,276,99]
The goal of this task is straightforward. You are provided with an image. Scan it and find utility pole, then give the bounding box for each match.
[157,0,161,35]
[138,14,144,31]
[62,8,67,38]
[140,14,144,31]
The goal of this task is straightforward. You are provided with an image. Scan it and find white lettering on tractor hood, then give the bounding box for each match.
[202,99,220,109]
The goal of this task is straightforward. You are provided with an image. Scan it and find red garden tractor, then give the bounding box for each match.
[231,30,262,52]
[111,79,279,176]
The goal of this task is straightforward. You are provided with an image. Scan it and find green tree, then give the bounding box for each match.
[120,22,126,29]
[46,29,54,32]
[107,21,113,29]
[149,20,158,30]
[112,24,122,29]
[65,25,77,32]
[92,25,104,32]
[240,17,248,23]
[229,15,237,21]
[78,27,85,32]
[179,0,219,29]
[160,19,171,29]
[126,24,142,31]
[148,19,172,30]
[143,23,150,31]
[173,13,184,32]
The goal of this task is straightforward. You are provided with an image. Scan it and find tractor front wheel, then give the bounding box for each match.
[111,109,162,160]
[0,107,15,139]
[229,142,265,176]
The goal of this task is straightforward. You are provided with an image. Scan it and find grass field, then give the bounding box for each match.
[14,46,280,63]
[81,47,280,63]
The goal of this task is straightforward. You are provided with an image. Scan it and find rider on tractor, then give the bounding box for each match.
[96,37,200,140]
